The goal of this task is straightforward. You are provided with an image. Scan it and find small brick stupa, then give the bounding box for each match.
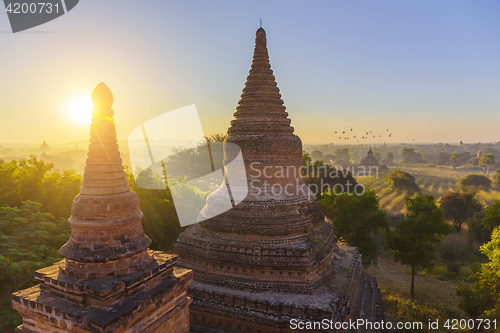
[12,83,192,333]
[175,28,384,332]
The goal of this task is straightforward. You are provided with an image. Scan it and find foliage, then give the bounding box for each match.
[310,150,323,160]
[479,153,496,169]
[127,168,205,252]
[319,189,389,267]
[322,154,335,164]
[479,153,496,176]
[383,292,441,330]
[387,169,421,195]
[493,169,500,189]
[438,191,483,232]
[0,201,71,332]
[0,156,81,218]
[457,227,500,319]
[381,152,394,165]
[437,233,474,273]
[458,174,491,191]
[450,153,459,170]
[468,200,500,245]
[386,195,452,298]
[334,148,350,164]
[302,151,312,167]
[401,148,425,164]
[303,164,358,200]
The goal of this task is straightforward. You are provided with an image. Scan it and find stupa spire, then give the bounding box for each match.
[230,27,292,135]
[59,82,152,279]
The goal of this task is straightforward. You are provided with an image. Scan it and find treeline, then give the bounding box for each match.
[321,168,500,321]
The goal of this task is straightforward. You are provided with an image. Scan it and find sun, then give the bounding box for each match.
[68,96,93,124]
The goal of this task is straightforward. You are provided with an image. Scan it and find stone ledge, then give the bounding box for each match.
[12,266,192,332]
[26,250,178,307]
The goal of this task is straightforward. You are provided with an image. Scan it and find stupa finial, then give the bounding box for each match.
[91,82,113,109]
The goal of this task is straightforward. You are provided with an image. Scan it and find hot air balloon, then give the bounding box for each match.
[339,137,341,139]
[335,131,337,134]
[350,129,353,131]
[370,131,372,134]
[343,131,345,134]
[354,136,356,138]
[386,129,389,131]
[373,136,375,138]
[366,132,368,135]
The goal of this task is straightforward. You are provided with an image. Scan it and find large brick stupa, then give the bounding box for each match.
[175,28,384,332]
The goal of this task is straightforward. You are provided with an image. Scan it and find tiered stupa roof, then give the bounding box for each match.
[176,27,337,294]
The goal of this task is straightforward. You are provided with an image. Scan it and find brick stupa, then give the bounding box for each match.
[175,28,384,332]
[12,83,192,333]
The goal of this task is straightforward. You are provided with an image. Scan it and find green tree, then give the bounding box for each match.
[310,150,323,160]
[401,148,425,164]
[387,169,421,195]
[322,154,335,164]
[319,189,389,267]
[0,156,81,219]
[0,201,70,332]
[492,169,500,189]
[450,152,459,170]
[302,151,312,167]
[479,153,496,177]
[457,227,500,319]
[458,174,491,191]
[381,152,394,165]
[334,148,350,164]
[386,195,452,299]
[438,191,483,232]
[468,200,500,245]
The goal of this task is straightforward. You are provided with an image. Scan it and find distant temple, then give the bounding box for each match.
[38,141,51,153]
[477,149,483,158]
[175,27,383,332]
[360,147,379,166]
[12,83,192,332]
[459,140,463,146]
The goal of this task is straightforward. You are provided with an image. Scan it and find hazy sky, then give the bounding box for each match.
[0,0,499,145]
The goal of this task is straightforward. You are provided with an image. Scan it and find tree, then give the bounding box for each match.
[386,195,452,299]
[381,152,394,165]
[334,148,350,164]
[458,174,491,191]
[0,156,81,219]
[0,201,71,332]
[438,191,483,232]
[303,165,358,200]
[387,169,421,195]
[492,169,500,189]
[433,152,451,166]
[450,152,459,170]
[401,148,425,164]
[302,151,312,167]
[457,227,500,319]
[310,150,323,160]
[479,153,496,177]
[468,200,500,245]
[322,154,335,164]
[319,189,389,267]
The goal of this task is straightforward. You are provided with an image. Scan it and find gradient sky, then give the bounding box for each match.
[0,0,499,145]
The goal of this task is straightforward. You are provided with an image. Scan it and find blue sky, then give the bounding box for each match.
[0,0,499,144]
